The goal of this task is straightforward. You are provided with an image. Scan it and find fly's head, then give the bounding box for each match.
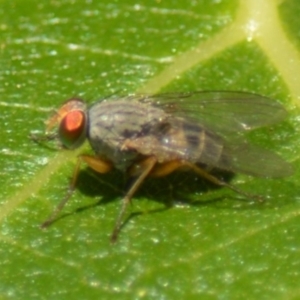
[32,98,88,150]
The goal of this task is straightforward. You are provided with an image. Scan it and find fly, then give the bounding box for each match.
[33,91,293,242]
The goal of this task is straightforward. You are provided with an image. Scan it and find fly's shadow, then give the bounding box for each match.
[76,166,236,205]
[49,165,276,227]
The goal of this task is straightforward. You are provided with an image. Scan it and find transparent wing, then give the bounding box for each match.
[107,91,292,178]
[210,141,293,178]
[138,91,287,135]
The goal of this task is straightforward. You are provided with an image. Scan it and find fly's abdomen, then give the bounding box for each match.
[161,120,225,167]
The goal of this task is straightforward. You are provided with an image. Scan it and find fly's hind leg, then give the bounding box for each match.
[182,161,263,201]
[111,156,157,243]
[139,159,261,201]
[41,155,113,228]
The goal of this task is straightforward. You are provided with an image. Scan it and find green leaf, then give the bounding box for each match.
[1,0,300,299]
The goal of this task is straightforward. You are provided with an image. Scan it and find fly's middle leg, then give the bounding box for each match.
[111,156,157,243]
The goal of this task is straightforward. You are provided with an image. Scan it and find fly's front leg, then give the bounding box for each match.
[111,156,157,243]
[41,155,113,228]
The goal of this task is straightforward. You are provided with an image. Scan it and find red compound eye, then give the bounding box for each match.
[64,110,84,131]
[59,110,87,149]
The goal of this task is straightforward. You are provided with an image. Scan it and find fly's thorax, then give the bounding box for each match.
[87,99,168,170]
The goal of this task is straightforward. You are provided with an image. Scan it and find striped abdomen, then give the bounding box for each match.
[159,119,225,167]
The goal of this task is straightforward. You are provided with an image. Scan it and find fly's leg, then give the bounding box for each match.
[144,159,262,201]
[182,161,263,201]
[149,160,183,177]
[41,155,113,228]
[111,156,157,243]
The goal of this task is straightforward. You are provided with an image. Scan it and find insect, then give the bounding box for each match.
[35,91,293,242]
